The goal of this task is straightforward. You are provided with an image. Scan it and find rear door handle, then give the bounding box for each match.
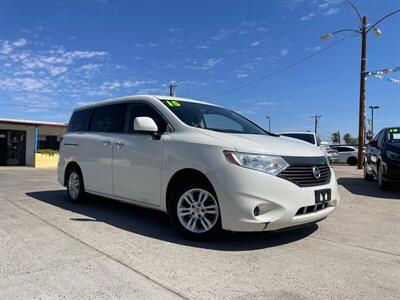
[115,142,125,149]
[103,140,111,146]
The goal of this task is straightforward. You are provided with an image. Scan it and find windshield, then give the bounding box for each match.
[388,128,400,143]
[162,100,267,135]
[281,133,316,145]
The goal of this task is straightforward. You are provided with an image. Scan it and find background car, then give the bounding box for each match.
[364,127,400,189]
[330,145,358,166]
[280,132,321,148]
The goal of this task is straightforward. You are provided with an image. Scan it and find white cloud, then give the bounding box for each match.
[186,58,222,70]
[100,80,158,91]
[0,78,48,91]
[324,8,339,15]
[251,41,260,47]
[281,49,289,56]
[148,43,158,47]
[212,29,231,41]
[235,73,248,79]
[168,28,182,33]
[300,13,315,21]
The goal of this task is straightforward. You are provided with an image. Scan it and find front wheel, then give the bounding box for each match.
[170,183,221,240]
[347,156,358,166]
[377,162,389,190]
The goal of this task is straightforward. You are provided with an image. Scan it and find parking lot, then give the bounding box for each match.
[0,166,399,299]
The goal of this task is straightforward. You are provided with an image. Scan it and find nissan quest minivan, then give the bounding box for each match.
[58,95,339,240]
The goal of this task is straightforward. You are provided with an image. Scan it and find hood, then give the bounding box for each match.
[197,129,324,157]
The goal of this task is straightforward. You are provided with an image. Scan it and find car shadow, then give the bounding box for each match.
[26,190,317,251]
[338,177,400,199]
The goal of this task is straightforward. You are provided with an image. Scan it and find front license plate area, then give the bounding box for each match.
[315,189,331,204]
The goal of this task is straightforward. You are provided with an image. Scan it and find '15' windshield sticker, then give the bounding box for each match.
[389,128,398,133]
[166,100,181,107]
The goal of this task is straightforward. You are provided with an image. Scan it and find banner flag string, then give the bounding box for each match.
[365,66,400,86]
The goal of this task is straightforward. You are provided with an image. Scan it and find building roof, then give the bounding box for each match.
[0,118,68,128]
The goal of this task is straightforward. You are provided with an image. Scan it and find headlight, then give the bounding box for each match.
[224,151,289,175]
[387,150,400,161]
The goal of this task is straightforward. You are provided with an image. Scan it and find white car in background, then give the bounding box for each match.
[58,95,339,240]
[330,145,359,166]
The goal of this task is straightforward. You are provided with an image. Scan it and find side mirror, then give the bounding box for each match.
[368,140,378,147]
[134,117,158,134]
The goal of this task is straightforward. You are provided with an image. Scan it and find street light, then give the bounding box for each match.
[320,0,400,169]
[369,105,380,137]
[266,116,271,132]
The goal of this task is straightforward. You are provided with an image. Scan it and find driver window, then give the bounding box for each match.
[123,102,169,134]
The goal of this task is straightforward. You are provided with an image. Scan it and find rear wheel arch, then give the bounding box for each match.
[64,161,83,186]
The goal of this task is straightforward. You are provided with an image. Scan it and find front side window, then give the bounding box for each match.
[387,128,400,143]
[123,102,168,134]
[68,108,92,132]
[89,104,123,132]
[281,133,316,145]
[162,100,266,135]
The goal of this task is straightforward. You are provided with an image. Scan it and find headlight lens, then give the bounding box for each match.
[224,151,289,175]
[387,150,400,161]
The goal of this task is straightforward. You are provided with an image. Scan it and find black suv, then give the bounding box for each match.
[364,127,400,189]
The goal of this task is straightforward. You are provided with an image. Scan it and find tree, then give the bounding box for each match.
[343,133,358,145]
[331,132,340,144]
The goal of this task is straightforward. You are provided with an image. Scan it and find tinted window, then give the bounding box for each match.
[162,100,266,135]
[68,108,92,132]
[123,102,168,134]
[89,104,123,132]
[387,128,400,143]
[377,130,386,147]
[281,133,315,145]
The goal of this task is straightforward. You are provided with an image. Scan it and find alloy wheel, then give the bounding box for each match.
[68,171,80,200]
[177,188,219,234]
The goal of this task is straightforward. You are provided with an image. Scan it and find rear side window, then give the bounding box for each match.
[68,109,93,132]
[89,104,123,132]
[123,102,168,134]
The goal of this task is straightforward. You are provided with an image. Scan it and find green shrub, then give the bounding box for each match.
[37,149,59,156]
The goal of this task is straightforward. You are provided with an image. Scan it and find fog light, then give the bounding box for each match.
[253,206,260,216]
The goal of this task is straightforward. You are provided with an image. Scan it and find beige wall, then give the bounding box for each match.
[0,123,67,166]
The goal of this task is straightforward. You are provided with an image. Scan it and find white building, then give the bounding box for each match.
[0,118,67,167]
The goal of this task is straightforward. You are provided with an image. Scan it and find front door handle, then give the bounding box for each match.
[115,142,125,149]
[103,140,111,146]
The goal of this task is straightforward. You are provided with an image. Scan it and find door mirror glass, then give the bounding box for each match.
[133,117,158,133]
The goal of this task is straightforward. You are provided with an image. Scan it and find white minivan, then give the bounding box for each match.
[58,95,339,240]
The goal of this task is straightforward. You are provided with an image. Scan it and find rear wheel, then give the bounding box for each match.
[170,183,221,240]
[363,160,374,181]
[67,166,85,202]
[377,162,389,190]
[347,156,358,166]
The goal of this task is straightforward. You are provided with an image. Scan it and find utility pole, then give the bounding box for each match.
[311,115,321,134]
[369,105,380,137]
[266,116,271,132]
[357,15,367,169]
[320,2,400,169]
[168,82,177,97]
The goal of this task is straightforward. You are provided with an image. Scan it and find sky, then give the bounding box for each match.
[0,0,399,142]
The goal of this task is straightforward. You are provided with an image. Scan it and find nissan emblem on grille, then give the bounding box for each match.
[312,166,321,179]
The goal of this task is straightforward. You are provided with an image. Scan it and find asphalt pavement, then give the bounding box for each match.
[0,165,399,299]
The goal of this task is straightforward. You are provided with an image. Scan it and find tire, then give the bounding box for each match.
[347,156,358,166]
[66,166,85,203]
[169,182,222,241]
[363,160,374,181]
[377,162,389,190]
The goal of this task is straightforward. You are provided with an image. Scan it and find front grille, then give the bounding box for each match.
[296,201,330,216]
[279,163,331,187]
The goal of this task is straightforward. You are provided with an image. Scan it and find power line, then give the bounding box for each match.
[201,33,355,99]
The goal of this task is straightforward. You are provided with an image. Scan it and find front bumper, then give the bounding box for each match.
[207,164,339,232]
